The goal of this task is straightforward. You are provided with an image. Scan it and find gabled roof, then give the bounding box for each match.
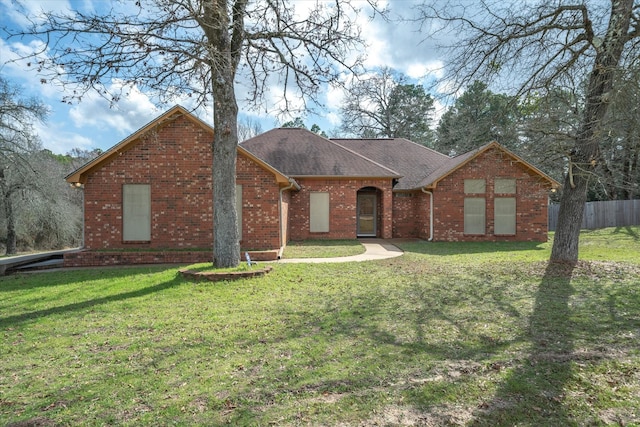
[416,141,561,189]
[239,128,401,178]
[331,138,450,190]
[66,105,293,186]
[66,105,211,184]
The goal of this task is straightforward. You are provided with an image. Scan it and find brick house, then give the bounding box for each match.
[64,105,559,266]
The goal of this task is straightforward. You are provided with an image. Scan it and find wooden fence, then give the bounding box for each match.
[548,199,640,231]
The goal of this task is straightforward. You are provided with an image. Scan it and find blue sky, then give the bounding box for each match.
[0,0,448,154]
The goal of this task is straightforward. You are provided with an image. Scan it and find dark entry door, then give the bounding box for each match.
[357,193,377,237]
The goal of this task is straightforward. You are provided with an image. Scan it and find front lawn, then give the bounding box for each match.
[282,239,365,259]
[1,227,639,426]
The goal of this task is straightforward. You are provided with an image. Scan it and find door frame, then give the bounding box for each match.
[356,190,378,237]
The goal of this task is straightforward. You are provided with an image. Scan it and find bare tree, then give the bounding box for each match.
[237,117,263,142]
[518,87,583,185]
[0,77,48,254]
[340,67,435,145]
[594,67,640,200]
[417,0,639,263]
[7,0,377,266]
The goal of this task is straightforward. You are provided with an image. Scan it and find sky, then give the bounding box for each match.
[0,0,449,155]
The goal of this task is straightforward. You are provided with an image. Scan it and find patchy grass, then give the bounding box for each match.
[182,262,255,273]
[1,228,639,426]
[283,239,364,259]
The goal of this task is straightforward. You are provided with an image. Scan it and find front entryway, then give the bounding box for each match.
[357,191,377,237]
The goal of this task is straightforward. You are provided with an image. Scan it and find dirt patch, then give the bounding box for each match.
[352,404,476,426]
[179,265,273,282]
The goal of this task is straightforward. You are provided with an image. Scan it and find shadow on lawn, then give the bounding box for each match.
[613,226,639,241]
[0,265,176,292]
[0,275,183,328]
[470,262,576,426]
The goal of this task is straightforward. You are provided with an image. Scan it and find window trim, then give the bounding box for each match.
[495,178,516,194]
[122,184,151,242]
[464,197,486,235]
[309,192,330,233]
[494,197,517,235]
[464,179,486,194]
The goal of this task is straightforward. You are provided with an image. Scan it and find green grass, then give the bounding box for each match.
[1,227,639,426]
[282,239,365,258]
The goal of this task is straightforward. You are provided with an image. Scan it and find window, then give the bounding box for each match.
[464,179,486,234]
[236,184,242,240]
[495,178,516,194]
[123,184,151,241]
[464,179,486,194]
[309,192,330,232]
[494,179,516,235]
[495,198,516,235]
[464,197,486,234]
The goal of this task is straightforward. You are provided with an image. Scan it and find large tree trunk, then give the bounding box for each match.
[212,74,240,268]
[206,0,242,268]
[551,0,633,263]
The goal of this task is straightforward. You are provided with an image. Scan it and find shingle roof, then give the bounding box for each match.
[240,128,401,178]
[241,130,558,191]
[330,138,451,190]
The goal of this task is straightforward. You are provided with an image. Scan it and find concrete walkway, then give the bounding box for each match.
[277,239,404,263]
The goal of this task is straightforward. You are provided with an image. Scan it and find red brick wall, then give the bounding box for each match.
[432,147,552,242]
[83,115,213,250]
[82,114,282,253]
[392,193,418,238]
[236,154,281,250]
[392,191,432,239]
[289,178,394,240]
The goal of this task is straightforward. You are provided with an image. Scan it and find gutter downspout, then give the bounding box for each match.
[421,187,434,241]
[81,186,85,248]
[278,179,299,259]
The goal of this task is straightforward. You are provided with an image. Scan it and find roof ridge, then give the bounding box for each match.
[326,137,402,177]
[331,137,451,160]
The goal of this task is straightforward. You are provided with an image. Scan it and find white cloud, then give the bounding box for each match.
[0,37,72,100]
[33,118,94,154]
[325,82,345,109]
[68,81,159,136]
[325,111,341,127]
[405,60,445,80]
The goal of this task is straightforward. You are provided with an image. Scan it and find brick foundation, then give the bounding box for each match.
[63,249,279,268]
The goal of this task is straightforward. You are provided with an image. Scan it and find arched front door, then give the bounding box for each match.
[357,188,378,237]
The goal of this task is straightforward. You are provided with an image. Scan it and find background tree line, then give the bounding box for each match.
[336,68,640,202]
[0,77,100,255]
